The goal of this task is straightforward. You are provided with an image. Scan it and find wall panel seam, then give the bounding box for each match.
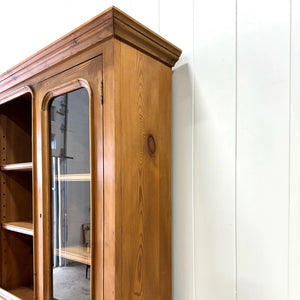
[235,0,238,300]
[192,0,196,299]
[288,0,292,299]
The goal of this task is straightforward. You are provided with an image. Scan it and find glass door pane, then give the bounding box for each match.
[49,88,91,300]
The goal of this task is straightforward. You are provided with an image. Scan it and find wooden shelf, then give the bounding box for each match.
[2,222,33,236]
[1,162,32,172]
[55,173,90,181]
[0,286,33,300]
[56,246,91,265]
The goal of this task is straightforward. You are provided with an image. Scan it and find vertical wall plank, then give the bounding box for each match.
[237,1,290,299]
[290,0,300,299]
[193,0,236,299]
[160,0,194,299]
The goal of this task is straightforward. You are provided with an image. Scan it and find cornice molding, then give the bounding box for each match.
[0,7,181,90]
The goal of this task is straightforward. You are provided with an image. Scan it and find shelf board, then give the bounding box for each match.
[2,222,33,236]
[1,162,32,172]
[56,246,91,265]
[0,286,33,300]
[55,173,90,181]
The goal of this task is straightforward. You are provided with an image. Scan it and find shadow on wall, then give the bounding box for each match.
[172,61,194,300]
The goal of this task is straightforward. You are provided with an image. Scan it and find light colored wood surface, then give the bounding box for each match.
[37,55,104,299]
[2,222,33,236]
[0,7,179,299]
[103,39,118,300]
[0,7,181,94]
[0,87,33,107]
[55,173,90,181]
[0,286,33,300]
[1,162,32,172]
[115,41,172,299]
[56,246,91,265]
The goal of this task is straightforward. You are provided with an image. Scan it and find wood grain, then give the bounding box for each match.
[0,90,33,295]
[37,55,103,300]
[115,40,172,299]
[0,86,33,106]
[0,7,180,299]
[0,7,181,93]
[0,95,32,164]
[1,231,33,291]
[0,286,33,300]
[103,39,119,300]
[1,172,32,223]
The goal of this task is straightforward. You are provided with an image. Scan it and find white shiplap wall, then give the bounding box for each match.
[0,1,299,299]
[237,1,290,300]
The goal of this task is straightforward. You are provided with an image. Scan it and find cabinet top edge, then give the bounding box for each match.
[0,6,182,89]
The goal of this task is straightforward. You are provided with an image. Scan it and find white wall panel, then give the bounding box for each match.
[160,1,194,299]
[237,0,290,299]
[290,0,300,299]
[193,0,236,299]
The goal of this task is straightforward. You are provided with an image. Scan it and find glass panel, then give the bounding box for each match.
[50,88,91,300]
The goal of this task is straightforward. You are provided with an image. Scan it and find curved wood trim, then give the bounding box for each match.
[0,85,33,105]
[40,74,97,299]
[41,79,92,111]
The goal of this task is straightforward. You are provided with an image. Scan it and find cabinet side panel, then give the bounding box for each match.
[118,41,172,300]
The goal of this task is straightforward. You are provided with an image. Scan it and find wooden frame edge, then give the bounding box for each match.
[41,79,92,111]
[0,86,33,105]
[0,7,181,93]
[40,76,96,300]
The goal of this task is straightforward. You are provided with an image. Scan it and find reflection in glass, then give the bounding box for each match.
[50,88,90,300]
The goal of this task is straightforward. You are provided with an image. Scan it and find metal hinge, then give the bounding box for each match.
[101,80,103,105]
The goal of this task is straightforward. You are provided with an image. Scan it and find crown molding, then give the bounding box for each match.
[0,7,181,91]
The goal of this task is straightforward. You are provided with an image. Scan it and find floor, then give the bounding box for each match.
[53,263,90,300]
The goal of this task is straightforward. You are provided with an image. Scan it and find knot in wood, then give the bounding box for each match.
[147,134,156,155]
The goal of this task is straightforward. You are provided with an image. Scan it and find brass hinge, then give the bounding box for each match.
[101,80,103,105]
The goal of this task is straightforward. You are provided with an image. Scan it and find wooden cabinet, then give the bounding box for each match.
[0,7,181,300]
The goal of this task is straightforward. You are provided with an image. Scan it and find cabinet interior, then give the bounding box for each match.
[0,92,33,298]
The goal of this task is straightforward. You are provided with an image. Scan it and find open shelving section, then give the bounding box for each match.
[0,90,33,300]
